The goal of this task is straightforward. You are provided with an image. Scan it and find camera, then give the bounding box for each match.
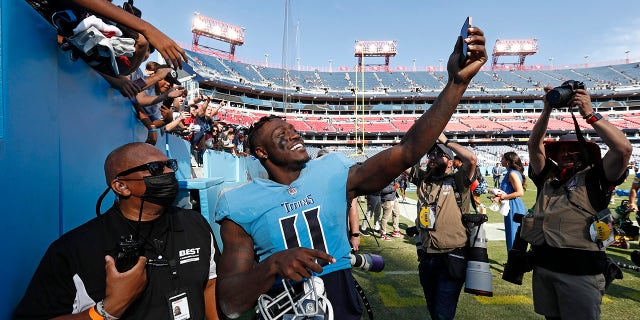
[545,80,585,108]
[462,214,493,296]
[350,253,385,272]
[502,214,533,285]
[115,234,144,272]
[406,226,424,261]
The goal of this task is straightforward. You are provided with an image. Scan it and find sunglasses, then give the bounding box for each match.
[116,159,178,179]
[428,153,447,160]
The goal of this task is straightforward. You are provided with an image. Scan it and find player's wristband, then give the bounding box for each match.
[89,305,104,320]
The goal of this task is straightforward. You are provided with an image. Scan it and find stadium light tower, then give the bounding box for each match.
[548,57,554,70]
[191,13,245,60]
[491,38,538,70]
[625,50,630,64]
[264,53,270,66]
[328,58,333,73]
[584,55,590,68]
[354,40,397,71]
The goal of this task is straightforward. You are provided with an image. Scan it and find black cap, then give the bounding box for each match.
[428,143,455,160]
[157,64,181,85]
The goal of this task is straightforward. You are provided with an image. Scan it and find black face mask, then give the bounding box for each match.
[141,172,179,207]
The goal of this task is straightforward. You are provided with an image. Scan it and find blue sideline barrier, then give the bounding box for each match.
[0,2,228,316]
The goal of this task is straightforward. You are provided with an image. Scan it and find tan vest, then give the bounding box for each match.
[520,167,603,251]
[415,172,470,253]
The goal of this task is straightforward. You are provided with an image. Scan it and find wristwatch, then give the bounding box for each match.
[350,232,360,238]
[584,112,603,124]
[95,300,119,320]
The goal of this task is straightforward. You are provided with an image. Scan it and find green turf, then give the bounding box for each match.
[232,178,639,319]
[352,177,640,319]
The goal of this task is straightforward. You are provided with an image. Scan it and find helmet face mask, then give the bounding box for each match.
[257,276,333,320]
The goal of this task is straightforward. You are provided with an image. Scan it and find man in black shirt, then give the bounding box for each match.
[14,142,220,319]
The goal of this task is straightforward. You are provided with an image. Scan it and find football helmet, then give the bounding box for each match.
[257,276,333,320]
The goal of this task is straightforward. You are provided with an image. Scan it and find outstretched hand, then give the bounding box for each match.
[144,26,188,70]
[448,26,487,85]
[103,255,148,318]
[269,248,335,282]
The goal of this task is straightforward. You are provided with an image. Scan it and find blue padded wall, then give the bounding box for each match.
[0,1,147,317]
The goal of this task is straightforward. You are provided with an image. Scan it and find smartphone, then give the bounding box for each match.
[459,16,472,66]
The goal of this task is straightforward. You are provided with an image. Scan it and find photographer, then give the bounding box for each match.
[628,164,640,220]
[408,133,477,320]
[14,143,220,319]
[524,84,632,320]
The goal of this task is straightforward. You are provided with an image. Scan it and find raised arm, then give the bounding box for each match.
[438,133,477,181]
[573,89,632,181]
[527,87,553,176]
[347,26,487,197]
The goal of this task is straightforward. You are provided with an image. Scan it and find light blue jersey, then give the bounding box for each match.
[216,153,355,275]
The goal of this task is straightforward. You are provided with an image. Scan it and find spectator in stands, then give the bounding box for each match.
[66,0,187,70]
[214,25,487,320]
[42,1,187,100]
[165,109,192,137]
[219,125,237,155]
[492,162,503,188]
[14,142,219,319]
[191,99,225,164]
[233,131,248,156]
[523,85,632,319]
[407,133,477,320]
[490,151,526,251]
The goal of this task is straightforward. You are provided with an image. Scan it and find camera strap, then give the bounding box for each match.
[568,108,594,166]
[353,278,374,320]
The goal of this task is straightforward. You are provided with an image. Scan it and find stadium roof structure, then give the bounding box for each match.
[491,39,538,70]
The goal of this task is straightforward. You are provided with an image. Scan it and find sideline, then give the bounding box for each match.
[394,198,507,241]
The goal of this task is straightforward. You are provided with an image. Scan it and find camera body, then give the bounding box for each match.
[406,226,424,261]
[115,235,144,272]
[502,214,533,285]
[545,80,585,108]
[350,253,385,272]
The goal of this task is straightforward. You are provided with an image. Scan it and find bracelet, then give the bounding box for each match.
[95,300,119,320]
[350,232,360,238]
[89,306,104,320]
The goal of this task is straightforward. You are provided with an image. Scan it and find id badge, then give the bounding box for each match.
[588,209,616,248]
[167,289,191,320]
[419,205,436,230]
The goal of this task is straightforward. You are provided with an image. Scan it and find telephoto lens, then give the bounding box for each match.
[464,223,493,296]
[350,253,385,272]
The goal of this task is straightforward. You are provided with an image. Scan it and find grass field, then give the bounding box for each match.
[233,177,639,319]
[352,176,640,319]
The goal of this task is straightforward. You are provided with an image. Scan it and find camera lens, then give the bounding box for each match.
[545,87,573,107]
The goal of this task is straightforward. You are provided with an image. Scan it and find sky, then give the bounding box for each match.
[136,0,640,70]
